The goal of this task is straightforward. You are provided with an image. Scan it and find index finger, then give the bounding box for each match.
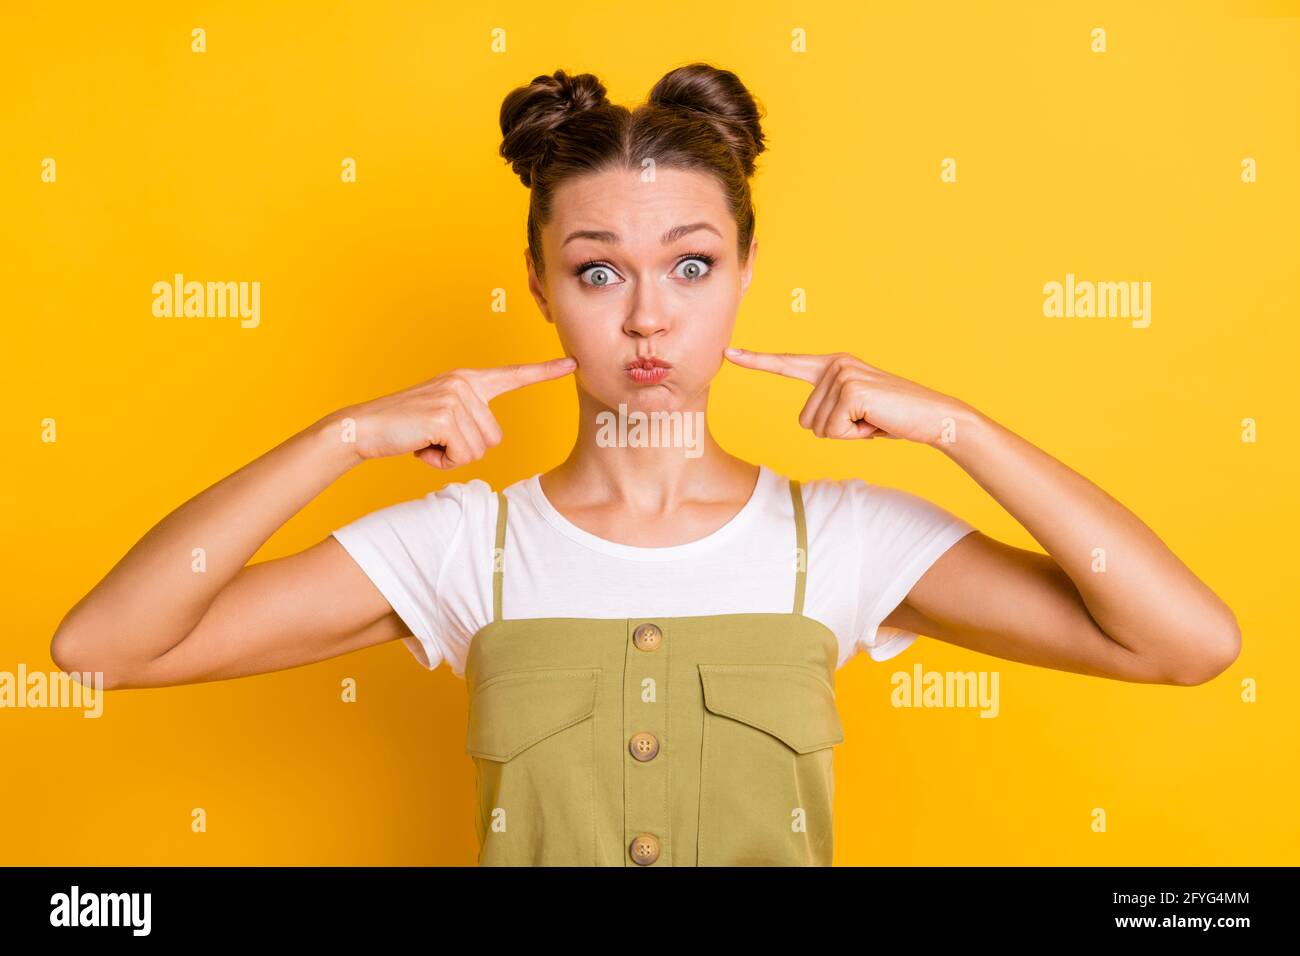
[473,356,578,401]
[723,348,830,385]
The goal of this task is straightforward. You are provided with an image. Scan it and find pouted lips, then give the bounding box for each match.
[625,356,672,384]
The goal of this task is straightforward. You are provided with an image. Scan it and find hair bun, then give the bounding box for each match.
[499,69,610,188]
[647,63,766,176]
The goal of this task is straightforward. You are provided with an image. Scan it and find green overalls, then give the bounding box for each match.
[463,478,846,866]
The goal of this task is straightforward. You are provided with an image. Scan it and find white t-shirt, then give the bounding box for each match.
[330,464,978,678]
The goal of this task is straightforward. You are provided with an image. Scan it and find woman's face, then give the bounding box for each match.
[527,165,757,412]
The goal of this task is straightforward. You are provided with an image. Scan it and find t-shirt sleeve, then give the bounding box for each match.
[329,481,479,671]
[851,482,977,662]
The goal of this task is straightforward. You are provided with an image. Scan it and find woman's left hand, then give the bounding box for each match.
[723,348,973,447]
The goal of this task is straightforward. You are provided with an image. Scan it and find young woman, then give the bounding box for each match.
[51,63,1241,867]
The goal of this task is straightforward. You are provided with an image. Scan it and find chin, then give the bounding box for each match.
[622,387,682,412]
[586,380,687,414]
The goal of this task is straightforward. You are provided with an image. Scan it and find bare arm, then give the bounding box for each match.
[117,536,414,689]
[50,416,380,688]
[881,531,1196,685]
[886,408,1241,685]
[724,348,1241,686]
[50,358,577,689]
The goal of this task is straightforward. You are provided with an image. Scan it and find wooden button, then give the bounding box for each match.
[632,622,662,651]
[628,731,659,761]
[629,833,660,865]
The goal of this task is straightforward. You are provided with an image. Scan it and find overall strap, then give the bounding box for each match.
[493,491,508,623]
[788,478,807,615]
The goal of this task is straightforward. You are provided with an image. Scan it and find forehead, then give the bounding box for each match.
[546,166,734,246]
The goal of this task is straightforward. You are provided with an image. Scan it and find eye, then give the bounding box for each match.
[575,261,623,287]
[673,252,716,282]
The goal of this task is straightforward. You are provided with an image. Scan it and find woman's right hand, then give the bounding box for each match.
[50,355,577,690]
[328,357,578,469]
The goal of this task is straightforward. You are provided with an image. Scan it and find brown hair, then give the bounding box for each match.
[498,62,767,282]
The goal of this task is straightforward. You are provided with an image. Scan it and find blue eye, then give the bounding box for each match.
[577,263,621,287]
[673,254,715,281]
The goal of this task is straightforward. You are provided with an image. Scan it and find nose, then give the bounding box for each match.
[622,277,671,339]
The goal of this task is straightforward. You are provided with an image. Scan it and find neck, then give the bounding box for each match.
[543,385,758,513]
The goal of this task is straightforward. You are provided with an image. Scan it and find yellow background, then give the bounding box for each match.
[2,0,1296,865]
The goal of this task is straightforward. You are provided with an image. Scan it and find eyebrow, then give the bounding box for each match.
[561,221,723,248]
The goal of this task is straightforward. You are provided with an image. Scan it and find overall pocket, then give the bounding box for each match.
[465,667,601,866]
[696,663,845,866]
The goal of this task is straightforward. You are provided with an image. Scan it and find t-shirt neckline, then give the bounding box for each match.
[524,464,777,563]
